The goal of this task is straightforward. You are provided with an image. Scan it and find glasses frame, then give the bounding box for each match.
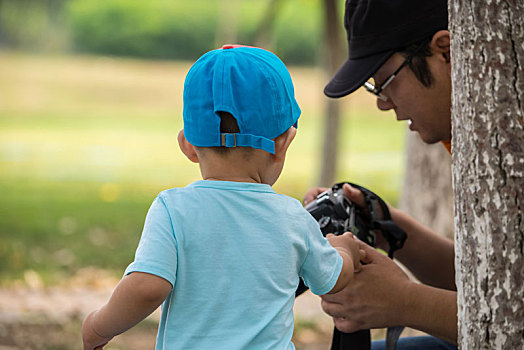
[364,44,425,101]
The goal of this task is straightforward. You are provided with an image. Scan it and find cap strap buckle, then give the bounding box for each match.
[221,133,237,147]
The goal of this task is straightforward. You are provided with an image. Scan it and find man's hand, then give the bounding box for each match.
[303,187,328,205]
[82,311,112,350]
[305,183,390,250]
[341,183,393,251]
[303,184,366,207]
[340,183,367,209]
[320,242,411,333]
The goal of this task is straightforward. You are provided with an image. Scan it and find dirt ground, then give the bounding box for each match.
[0,289,334,350]
[0,268,423,349]
[0,268,334,349]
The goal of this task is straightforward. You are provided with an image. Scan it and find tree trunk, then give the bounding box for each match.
[318,0,343,187]
[399,132,454,239]
[450,1,524,349]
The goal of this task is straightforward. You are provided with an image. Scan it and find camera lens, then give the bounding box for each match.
[318,216,331,229]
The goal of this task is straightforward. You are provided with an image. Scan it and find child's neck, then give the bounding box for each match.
[199,159,264,184]
[198,151,275,185]
[203,174,262,183]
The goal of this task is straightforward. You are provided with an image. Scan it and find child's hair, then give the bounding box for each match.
[195,112,254,158]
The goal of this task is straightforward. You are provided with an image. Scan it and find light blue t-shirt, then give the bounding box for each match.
[125,180,343,350]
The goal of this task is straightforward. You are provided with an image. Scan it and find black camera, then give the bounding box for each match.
[304,182,407,258]
[304,183,376,247]
[295,182,407,296]
[299,182,408,350]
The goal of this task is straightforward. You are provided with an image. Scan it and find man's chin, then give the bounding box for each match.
[413,130,441,145]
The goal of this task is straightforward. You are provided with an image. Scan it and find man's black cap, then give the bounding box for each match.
[324,0,448,98]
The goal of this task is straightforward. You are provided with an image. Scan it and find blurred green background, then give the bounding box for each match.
[0,0,406,286]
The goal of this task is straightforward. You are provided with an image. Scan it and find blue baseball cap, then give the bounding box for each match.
[183,45,301,154]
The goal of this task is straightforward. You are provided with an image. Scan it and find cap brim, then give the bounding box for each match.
[324,49,395,98]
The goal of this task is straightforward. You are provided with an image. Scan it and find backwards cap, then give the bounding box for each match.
[183,45,301,154]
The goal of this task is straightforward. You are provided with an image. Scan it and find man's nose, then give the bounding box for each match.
[377,97,395,111]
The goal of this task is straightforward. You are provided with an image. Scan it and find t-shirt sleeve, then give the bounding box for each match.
[124,195,178,286]
[299,213,343,295]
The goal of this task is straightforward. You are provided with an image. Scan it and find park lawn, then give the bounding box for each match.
[0,52,406,284]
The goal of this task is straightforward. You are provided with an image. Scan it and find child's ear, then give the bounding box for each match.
[178,129,199,163]
[273,127,297,162]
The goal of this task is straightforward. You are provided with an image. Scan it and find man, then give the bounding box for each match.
[304,0,458,349]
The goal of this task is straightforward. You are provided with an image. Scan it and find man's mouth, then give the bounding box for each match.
[396,114,410,122]
[396,115,415,130]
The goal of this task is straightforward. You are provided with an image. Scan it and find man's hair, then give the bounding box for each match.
[399,37,434,87]
[195,111,253,157]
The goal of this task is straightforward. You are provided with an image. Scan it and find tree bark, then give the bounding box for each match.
[399,132,454,239]
[450,1,524,349]
[318,0,343,187]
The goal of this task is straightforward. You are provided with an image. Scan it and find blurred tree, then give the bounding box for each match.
[0,0,70,51]
[399,133,454,239]
[254,0,284,49]
[251,0,343,187]
[317,0,343,187]
[216,0,238,45]
[66,0,318,65]
[0,0,3,47]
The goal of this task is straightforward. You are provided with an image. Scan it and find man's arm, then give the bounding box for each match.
[389,206,456,291]
[82,272,172,350]
[402,281,457,344]
[320,243,457,344]
[306,184,457,342]
[336,183,456,291]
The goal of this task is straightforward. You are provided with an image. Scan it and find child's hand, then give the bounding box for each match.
[82,311,112,350]
[326,232,365,272]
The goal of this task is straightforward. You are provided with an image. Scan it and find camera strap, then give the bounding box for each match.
[330,327,403,350]
[342,182,407,258]
[330,182,407,350]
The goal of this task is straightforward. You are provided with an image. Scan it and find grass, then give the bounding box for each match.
[0,51,406,284]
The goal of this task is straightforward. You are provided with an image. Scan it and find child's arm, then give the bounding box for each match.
[326,232,364,294]
[82,272,172,350]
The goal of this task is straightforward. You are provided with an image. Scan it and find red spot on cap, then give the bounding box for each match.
[221,44,261,50]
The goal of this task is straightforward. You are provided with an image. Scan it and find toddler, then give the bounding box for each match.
[82,45,363,350]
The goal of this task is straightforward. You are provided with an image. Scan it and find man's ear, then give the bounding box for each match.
[430,30,451,63]
[177,129,199,163]
[273,127,297,162]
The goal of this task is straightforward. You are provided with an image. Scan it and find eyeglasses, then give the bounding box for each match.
[364,44,424,101]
